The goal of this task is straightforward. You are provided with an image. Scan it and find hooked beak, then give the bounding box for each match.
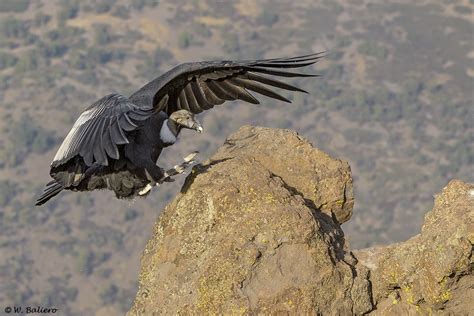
[192,120,203,133]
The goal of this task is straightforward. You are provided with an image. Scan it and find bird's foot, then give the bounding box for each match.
[172,165,185,174]
[163,151,199,178]
[184,151,199,163]
[138,183,155,196]
[139,166,163,196]
[138,151,198,196]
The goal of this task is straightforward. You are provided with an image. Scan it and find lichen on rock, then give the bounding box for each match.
[127,126,364,315]
[356,179,473,315]
[127,126,473,315]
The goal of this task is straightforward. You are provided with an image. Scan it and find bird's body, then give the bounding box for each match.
[36,53,323,205]
[42,106,171,202]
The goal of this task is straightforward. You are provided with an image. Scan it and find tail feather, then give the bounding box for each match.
[35,180,64,206]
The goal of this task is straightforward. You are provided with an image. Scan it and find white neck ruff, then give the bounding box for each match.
[160,119,177,144]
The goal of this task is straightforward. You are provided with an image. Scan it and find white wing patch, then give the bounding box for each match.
[50,93,151,167]
[52,109,96,164]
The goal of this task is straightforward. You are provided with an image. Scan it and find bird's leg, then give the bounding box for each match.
[162,151,198,179]
[137,163,165,196]
[138,166,160,196]
[144,164,166,183]
[138,152,198,196]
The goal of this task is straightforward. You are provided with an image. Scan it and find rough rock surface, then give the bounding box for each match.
[356,179,473,315]
[127,126,366,315]
[127,126,473,315]
[211,126,354,224]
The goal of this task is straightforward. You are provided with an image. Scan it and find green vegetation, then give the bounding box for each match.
[124,209,139,221]
[453,5,472,14]
[94,0,117,14]
[75,248,95,275]
[99,283,135,312]
[94,24,115,45]
[57,0,79,25]
[33,12,51,27]
[42,277,78,307]
[112,5,130,18]
[0,17,29,39]
[131,0,159,10]
[0,0,30,13]
[222,33,240,54]
[100,283,119,304]
[0,51,17,69]
[178,31,193,49]
[0,180,16,206]
[136,47,173,80]
[193,23,212,38]
[0,115,55,167]
[46,26,85,50]
[357,41,388,59]
[343,128,382,144]
[85,47,126,65]
[15,49,44,72]
[257,11,279,26]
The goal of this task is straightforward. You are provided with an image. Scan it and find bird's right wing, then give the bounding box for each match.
[129,53,324,115]
[51,93,152,168]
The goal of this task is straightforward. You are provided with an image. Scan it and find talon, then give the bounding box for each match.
[174,165,185,174]
[139,184,153,196]
[184,151,199,162]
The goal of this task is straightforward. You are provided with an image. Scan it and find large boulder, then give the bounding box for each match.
[127,126,473,315]
[210,126,354,224]
[127,126,369,315]
[356,179,473,315]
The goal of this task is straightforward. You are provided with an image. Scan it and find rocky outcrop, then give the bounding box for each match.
[127,126,473,315]
[127,126,364,315]
[210,126,354,224]
[356,179,473,315]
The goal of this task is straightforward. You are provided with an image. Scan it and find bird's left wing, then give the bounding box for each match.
[128,52,324,115]
[51,93,152,168]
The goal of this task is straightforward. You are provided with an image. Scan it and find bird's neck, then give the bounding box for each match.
[166,119,180,136]
[160,119,179,144]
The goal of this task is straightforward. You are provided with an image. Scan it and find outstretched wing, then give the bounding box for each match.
[128,52,324,115]
[51,93,152,167]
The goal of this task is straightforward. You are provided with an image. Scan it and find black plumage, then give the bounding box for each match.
[35,53,323,205]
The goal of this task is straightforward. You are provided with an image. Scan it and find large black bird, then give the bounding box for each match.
[35,53,323,205]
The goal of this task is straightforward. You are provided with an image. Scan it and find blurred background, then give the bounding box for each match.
[0,0,472,314]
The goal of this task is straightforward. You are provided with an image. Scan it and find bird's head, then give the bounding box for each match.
[169,110,203,133]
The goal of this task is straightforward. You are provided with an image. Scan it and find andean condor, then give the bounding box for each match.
[35,53,323,205]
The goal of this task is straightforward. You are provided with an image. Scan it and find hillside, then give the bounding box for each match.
[0,0,472,314]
